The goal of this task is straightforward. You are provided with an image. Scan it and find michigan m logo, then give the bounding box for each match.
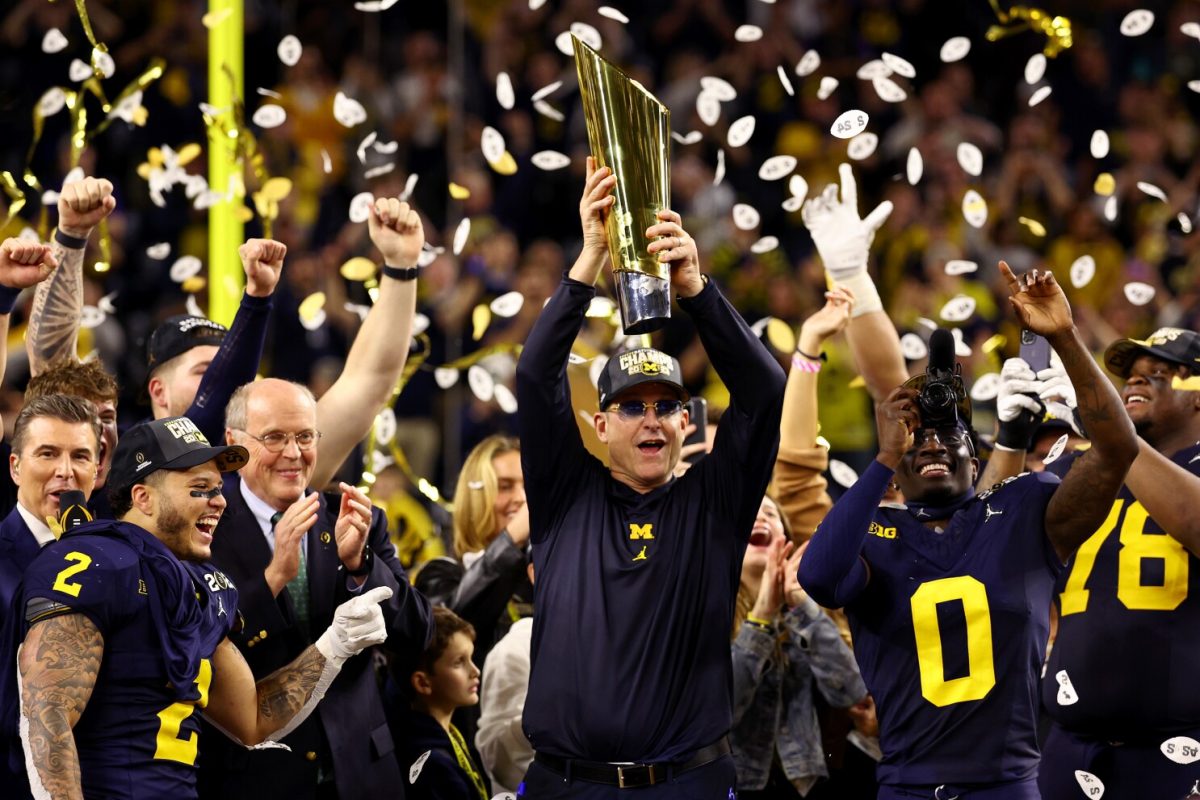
[629,523,655,540]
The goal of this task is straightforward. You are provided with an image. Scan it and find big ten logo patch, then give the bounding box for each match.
[868,522,897,540]
[618,349,675,378]
[164,417,208,445]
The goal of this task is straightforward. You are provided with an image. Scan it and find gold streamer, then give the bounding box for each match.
[71,0,106,51]
[986,1,1073,57]
[0,172,26,229]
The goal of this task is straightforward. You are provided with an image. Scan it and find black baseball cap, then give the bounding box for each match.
[1103,327,1200,378]
[146,315,228,373]
[109,417,248,494]
[597,347,688,409]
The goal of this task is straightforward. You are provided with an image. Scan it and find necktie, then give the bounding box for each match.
[273,511,310,635]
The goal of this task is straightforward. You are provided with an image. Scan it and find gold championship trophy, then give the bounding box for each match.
[573,36,673,334]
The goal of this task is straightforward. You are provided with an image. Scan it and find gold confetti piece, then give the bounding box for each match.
[766,318,796,353]
[1018,216,1047,236]
[471,304,492,341]
[181,275,206,293]
[258,176,293,201]
[1094,172,1115,196]
[986,2,1073,57]
[847,376,867,389]
[449,182,470,199]
[488,151,518,176]
[340,257,377,281]
[299,292,327,323]
[202,7,233,28]
[982,334,1007,354]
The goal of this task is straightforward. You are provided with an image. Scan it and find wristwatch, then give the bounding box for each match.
[344,547,373,577]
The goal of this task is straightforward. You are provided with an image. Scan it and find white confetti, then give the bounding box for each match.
[1160,736,1200,765]
[1043,433,1070,465]
[777,65,795,96]
[1124,281,1156,306]
[1190,80,1200,95]
[696,91,721,126]
[374,407,397,446]
[356,131,378,164]
[364,164,395,179]
[531,81,561,102]
[496,72,515,110]
[169,255,203,283]
[92,49,114,79]
[847,132,879,161]
[831,110,868,139]
[1120,9,1154,37]
[98,292,117,315]
[334,91,367,127]
[1024,53,1047,85]
[733,203,761,231]
[434,367,459,389]
[1182,22,1200,40]
[671,130,703,146]
[1029,85,1053,107]
[970,372,1001,402]
[817,77,838,101]
[1070,254,1096,288]
[782,195,804,213]
[319,148,331,174]
[872,76,907,103]
[829,459,859,488]
[881,52,916,79]
[354,0,400,10]
[417,243,442,268]
[734,24,763,42]
[277,35,302,66]
[758,155,797,181]
[945,259,978,276]
[494,384,518,414]
[750,236,779,254]
[700,76,737,102]
[453,218,471,255]
[42,28,68,54]
[917,317,938,331]
[795,51,820,77]
[956,142,984,176]
[409,750,431,784]
[146,242,171,260]
[714,148,726,186]
[257,87,283,99]
[531,150,571,170]
[1137,181,1168,202]
[533,100,564,122]
[37,88,66,118]
[939,36,971,63]
[1104,195,1118,222]
[80,306,106,330]
[481,126,506,165]
[586,297,616,318]
[788,174,808,203]
[1090,130,1110,159]
[727,115,756,148]
[952,327,972,358]
[467,365,495,402]
[939,294,977,322]
[69,59,93,83]
[490,291,525,317]
[1074,770,1104,798]
[349,192,374,224]
[1179,213,1194,234]
[569,22,602,51]
[529,0,547,8]
[962,189,988,228]
[855,59,892,81]
[901,333,928,361]
[411,313,430,336]
[907,147,924,185]
[597,6,629,23]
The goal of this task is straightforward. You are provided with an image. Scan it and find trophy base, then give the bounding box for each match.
[614,271,671,335]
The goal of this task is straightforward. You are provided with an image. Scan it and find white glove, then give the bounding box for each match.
[997,357,1044,422]
[801,163,893,282]
[316,585,392,665]
[1037,351,1080,432]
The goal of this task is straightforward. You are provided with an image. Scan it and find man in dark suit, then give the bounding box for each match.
[197,375,432,800]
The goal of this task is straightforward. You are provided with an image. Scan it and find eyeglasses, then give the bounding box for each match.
[235,429,322,453]
[608,399,684,421]
[911,428,970,449]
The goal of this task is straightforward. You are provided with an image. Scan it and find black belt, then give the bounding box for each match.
[534,738,730,788]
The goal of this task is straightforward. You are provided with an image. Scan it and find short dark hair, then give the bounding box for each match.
[26,359,118,407]
[10,394,102,457]
[414,606,475,676]
[109,468,167,518]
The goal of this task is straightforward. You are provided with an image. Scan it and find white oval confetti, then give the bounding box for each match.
[1043,433,1070,466]
[796,51,820,77]
[1090,130,1110,159]
[334,91,367,127]
[494,384,518,414]
[1124,281,1156,306]
[829,459,859,488]
[1120,9,1154,37]
[831,110,868,139]
[92,49,115,79]
[952,327,972,358]
[945,259,978,276]
[777,65,795,96]
[1074,770,1104,798]
[1070,255,1096,288]
[598,6,629,24]
[146,243,171,260]
[349,192,374,223]
[847,132,879,161]
[42,29,68,54]
[531,150,571,170]
[750,236,779,254]
[533,100,564,122]
[586,297,616,318]
[957,142,984,177]
[1160,736,1200,765]
[98,292,117,315]
[1137,181,1168,202]
[733,203,761,231]
[940,294,977,322]
[1024,53,1047,85]
[734,25,763,42]
[856,60,892,81]
[411,313,430,336]
[186,294,204,318]
[901,333,928,361]
[1179,213,1193,234]
[434,367,459,389]
[490,291,525,317]
[671,130,703,146]
[1183,22,1200,40]
[252,104,287,129]
[962,189,988,228]
[758,155,797,181]
[907,147,924,185]
[452,218,472,255]
[69,59,93,83]
[532,81,561,102]
[37,88,66,118]
[782,196,804,213]
[1190,80,1200,94]
[788,174,808,202]
[714,148,726,186]
[410,750,431,784]
[727,115,756,148]
[700,76,737,102]
[169,255,203,283]
[970,373,1001,402]
[817,77,839,101]
[569,22,602,52]
[696,91,721,126]
[467,365,495,402]
[481,126,506,164]
[80,306,105,330]
[872,76,907,103]
[940,36,971,63]
[496,72,515,110]
[374,407,397,446]
[1029,85,1053,107]
[278,35,302,66]
[881,52,915,79]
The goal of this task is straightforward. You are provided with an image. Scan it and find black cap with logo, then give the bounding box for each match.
[1103,327,1200,378]
[597,347,688,409]
[146,315,228,373]
[109,417,248,494]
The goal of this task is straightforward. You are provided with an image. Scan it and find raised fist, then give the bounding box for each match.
[367,197,424,270]
[238,238,286,298]
[57,177,116,240]
[0,238,58,290]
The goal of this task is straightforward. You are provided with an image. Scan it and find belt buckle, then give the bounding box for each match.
[617,765,658,788]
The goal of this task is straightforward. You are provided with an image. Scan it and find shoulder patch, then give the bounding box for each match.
[25,596,74,626]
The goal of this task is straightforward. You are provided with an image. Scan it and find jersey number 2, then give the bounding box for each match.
[910,576,996,707]
[51,552,92,598]
[154,658,212,765]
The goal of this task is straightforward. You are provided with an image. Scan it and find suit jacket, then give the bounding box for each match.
[197,475,433,800]
[0,507,44,800]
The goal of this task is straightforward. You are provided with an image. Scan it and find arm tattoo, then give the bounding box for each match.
[26,240,84,374]
[18,614,103,800]
[255,645,326,732]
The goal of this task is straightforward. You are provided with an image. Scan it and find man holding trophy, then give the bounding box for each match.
[512,39,786,798]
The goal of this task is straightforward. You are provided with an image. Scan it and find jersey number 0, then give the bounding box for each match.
[910,576,997,707]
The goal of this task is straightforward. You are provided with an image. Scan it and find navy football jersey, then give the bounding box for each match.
[1043,442,1200,738]
[21,524,237,800]
[846,472,1061,785]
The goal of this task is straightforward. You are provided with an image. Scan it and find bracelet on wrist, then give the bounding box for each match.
[745,614,774,630]
[0,284,21,315]
[791,353,822,374]
[344,547,373,577]
[381,263,419,282]
[54,229,88,250]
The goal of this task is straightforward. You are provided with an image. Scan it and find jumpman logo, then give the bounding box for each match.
[984,503,1004,523]
[217,596,226,617]
[913,507,930,518]
[632,546,648,562]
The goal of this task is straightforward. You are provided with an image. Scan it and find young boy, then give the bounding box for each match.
[399,606,490,800]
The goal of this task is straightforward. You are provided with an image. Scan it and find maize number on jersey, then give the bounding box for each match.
[910,575,997,707]
[154,658,212,765]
